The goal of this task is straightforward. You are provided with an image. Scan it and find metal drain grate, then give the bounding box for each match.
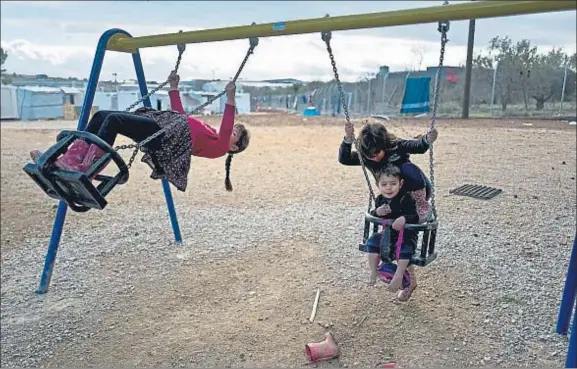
[449,184,503,200]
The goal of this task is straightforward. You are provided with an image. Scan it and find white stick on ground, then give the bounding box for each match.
[309,288,321,322]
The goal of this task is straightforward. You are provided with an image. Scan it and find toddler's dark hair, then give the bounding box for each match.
[375,164,403,183]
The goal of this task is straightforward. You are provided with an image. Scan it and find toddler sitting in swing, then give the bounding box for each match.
[362,164,419,301]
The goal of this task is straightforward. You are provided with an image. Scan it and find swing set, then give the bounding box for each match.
[22,3,577,365]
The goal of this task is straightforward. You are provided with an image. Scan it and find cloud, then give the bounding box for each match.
[1,39,94,65]
[1,32,471,83]
[1,17,204,39]
[3,1,65,8]
[1,9,575,83]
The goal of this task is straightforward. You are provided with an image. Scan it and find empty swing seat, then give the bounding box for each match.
[359,212,438,267]
[23,130,129,213]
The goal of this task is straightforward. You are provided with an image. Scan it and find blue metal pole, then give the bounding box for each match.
[567,301,576,368]
[37,29,135,294]
[557,233,577,335]
[37,202,68,294]
[161,179,182,243]
[131,50,183,243]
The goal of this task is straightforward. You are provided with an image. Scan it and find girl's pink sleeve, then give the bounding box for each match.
[214,103,236,153]
[168,90,186,114]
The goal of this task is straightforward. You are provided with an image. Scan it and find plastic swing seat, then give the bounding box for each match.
[23,130,129,213]
[359,212,439,267]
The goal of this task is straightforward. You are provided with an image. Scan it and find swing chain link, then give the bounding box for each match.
[429,16,449,220]
[122,30,187,115]
[184,35,259,117]
[116,43,187,169]
[114,32,258,170]
[114,32,188,169]
[322,29,376,211]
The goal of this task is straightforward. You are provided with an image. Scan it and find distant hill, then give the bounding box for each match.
[262,78,304,84]
[6,73,307,89]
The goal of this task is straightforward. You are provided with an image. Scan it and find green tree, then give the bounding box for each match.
[528,48,569,110]
[291,82,302,95]
[1,47,7,70]
[1,47,12,84]
[474,36,573,111]
[473,36,522,111]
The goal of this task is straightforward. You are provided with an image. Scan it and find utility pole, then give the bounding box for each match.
[461,17,476,119]
[559,55,569,115]
[112,72,118,93]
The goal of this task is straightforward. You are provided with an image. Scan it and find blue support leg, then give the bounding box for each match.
[161,179,183,243]
[557,233,577,335]
[37,202,68,294]
[557,232,577,368]
[131,49,183,243]
[567,301,576,368]
[37,28,137,294]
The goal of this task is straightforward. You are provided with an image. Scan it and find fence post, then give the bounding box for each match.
[559,55,569,115]
[367,77,372,115]
[381,73,389,114]
[462,18,476,119]
[490,61,499,115]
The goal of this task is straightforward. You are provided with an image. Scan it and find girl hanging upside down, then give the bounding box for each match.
[338,120,438,223]
[30,71,251,192]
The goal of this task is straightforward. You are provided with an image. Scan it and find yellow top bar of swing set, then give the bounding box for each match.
[107,0,576,53]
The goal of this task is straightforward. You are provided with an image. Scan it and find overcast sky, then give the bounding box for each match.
[1,1,575,83]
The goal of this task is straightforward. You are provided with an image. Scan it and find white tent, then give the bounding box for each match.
[60,86,85,107]
[1,85,19,120]
[17,86,64,120]
[93,91,116,111]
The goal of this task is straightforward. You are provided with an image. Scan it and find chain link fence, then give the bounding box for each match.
[248,61,576,120]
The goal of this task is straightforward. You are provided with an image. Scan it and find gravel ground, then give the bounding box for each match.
[1,115,575,367]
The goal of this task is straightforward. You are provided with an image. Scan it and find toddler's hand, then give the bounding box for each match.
[375,204,391,217]
[392,216,406,231]
[345,121,355,140]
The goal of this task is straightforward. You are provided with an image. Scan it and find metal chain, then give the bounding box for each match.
[429,15,450,220]
[114,35,258,169]
[322,30,376,210]
[122,32,187,114]
[114,36,187,169]
[181,36,259,118]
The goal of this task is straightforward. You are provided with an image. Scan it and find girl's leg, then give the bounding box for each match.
[79,112,161,175]
[29,110,127,168]
[85,110,116,136]
[92,111,161,146]
[400,162,431,223]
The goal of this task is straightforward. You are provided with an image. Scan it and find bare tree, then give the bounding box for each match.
[410,42,428,71]
[528,48,568,110]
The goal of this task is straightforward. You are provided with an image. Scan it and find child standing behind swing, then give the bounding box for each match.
[339,120,438,223]
[362,164,419,301]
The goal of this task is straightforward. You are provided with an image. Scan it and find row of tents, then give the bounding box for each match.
[0,85,252,121]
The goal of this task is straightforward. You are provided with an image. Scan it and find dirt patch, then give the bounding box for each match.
[43,240,494,368]
[1,114,575,367]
